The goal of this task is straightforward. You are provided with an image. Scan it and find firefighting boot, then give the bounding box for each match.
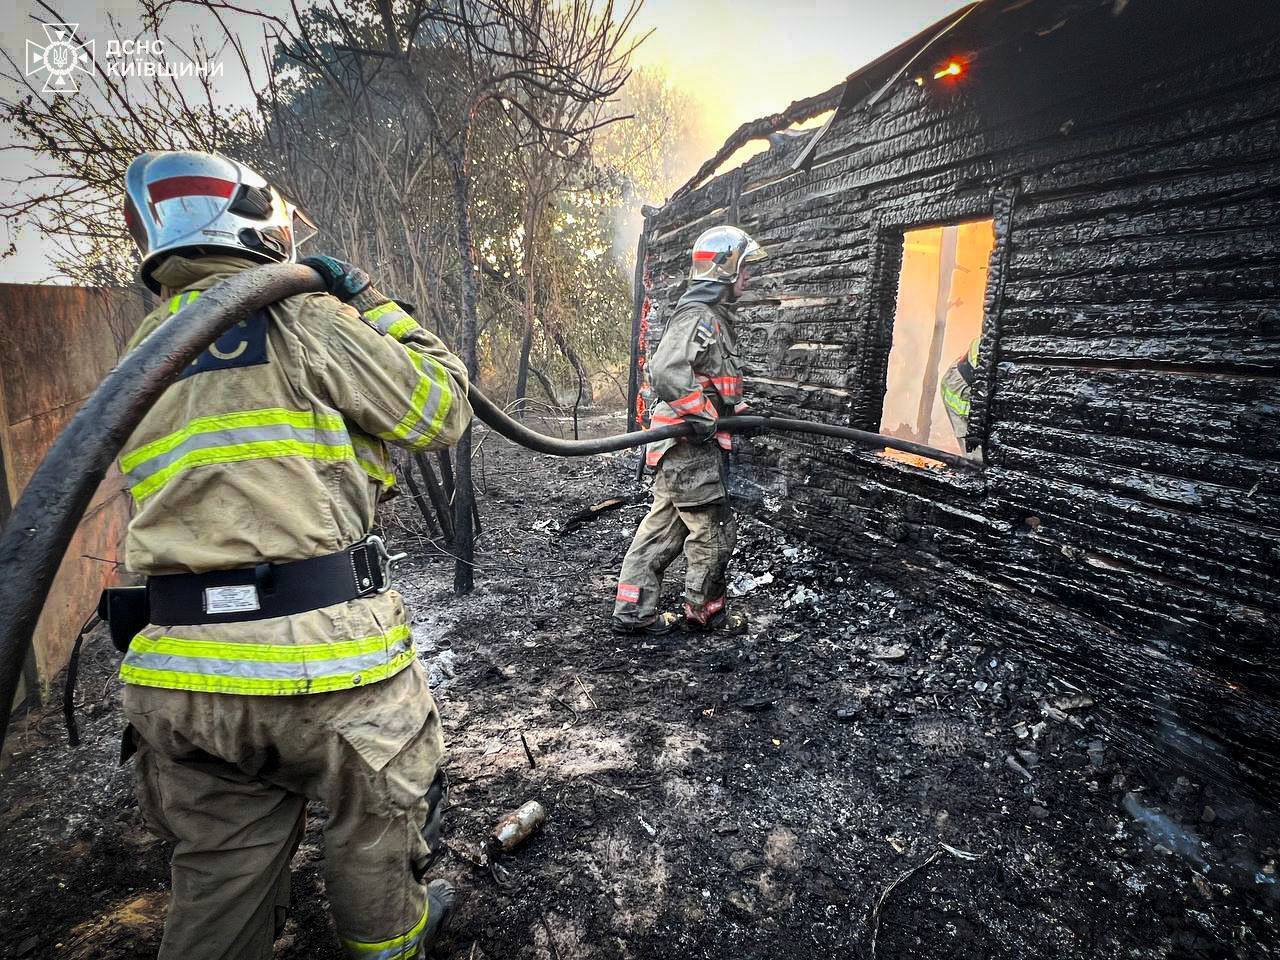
[685,608,748,636]
[421,878,456,954]
[611,611,681,636]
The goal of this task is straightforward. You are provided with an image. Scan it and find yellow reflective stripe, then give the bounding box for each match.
[120,624,415,697]
[122,408,346,472]
[341,900,430,960]
[411,361,454,449]
[168,290,201,314]
[363,301,402,322]
[129,438,354,503]
[386,315,419,339]
[363,301,421,341]
[357,457,395,486]
[968,338,980,365]
[380,350,454,451]
[128,627,409,663]
[942,381,971,417]
[352,436,395,487]
[120,648,415,696]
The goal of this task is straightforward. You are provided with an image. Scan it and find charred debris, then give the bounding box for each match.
[5,440,1277,959]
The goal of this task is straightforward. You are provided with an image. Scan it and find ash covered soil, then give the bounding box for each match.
[2,413,1277,960]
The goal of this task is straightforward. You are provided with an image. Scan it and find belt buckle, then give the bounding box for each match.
[362,535,407,595]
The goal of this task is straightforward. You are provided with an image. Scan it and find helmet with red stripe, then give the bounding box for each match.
[124,151,317,293]
[688,225,767,284]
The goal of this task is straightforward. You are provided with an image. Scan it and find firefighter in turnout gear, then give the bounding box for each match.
[613,225,767,635]
[941,336,982,456]
[116,151,470,959]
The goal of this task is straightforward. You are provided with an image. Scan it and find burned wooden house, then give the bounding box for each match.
[629,0,1280,788]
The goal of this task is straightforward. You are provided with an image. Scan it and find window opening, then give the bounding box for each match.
[879,218,994,466]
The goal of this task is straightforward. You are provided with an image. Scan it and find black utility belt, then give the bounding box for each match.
[99,537,405,651]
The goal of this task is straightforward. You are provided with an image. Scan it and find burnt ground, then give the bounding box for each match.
[1,413,1277,960]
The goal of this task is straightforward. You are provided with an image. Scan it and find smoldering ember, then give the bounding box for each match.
[0,1,1276,958]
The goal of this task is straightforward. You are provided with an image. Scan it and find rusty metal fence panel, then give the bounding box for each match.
[0,283,144,706]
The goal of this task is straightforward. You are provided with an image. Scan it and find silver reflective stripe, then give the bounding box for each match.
[352,434,394,484]
[393,358,449,448]
[122,641,412,681]
[353,435,386,465]
[347,929,426,960]
[401,379,444,446]
[373,309,409,334]
[352,435,385,458]
[124,424,353,484]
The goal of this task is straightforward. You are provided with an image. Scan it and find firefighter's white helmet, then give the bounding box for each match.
[688,225,767,283]
[124,151,317,293]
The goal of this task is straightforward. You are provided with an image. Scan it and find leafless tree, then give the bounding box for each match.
[1,0,647,595]
[0,2,254,284]
[149,0,644,593]
[498,10,641,411]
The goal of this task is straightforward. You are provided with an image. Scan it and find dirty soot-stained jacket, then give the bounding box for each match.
[115,254,472,697]
[941,336,980,449]
[645,288,746,470]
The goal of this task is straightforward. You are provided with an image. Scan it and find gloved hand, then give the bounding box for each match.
[685,417,717,443]
[300,255,373,303]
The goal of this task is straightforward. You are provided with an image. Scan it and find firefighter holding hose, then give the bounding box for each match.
[941,336,983,458]
[612,225,767,636]
[115,151,467,959]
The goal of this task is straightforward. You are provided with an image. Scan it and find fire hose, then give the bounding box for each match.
[0,262,978,751]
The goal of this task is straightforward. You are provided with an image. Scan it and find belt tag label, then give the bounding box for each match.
[204,584,261,615]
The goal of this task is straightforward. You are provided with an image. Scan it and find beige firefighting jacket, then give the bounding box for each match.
[117,254,472,696]
[941,336,980,446]
[644,298,745,469]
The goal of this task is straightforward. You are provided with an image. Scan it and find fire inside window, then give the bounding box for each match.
[879,219,994,465]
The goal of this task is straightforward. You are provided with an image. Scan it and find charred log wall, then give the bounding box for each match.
[642,3,1280,791]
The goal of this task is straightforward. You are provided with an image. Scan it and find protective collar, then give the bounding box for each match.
[677,279,730,309]
[149,254,260,298]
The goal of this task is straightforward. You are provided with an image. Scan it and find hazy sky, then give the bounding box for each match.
[0,0,282,281]
[0,0,964,282]
[629,0,965,148]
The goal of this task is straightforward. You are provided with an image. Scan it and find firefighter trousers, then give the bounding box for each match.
[614,441,737,625]
[123,660,447,960]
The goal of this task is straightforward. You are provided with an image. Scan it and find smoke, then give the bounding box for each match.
[599,66,734,268]
[612,197,648,265]
[1122,791,1209,870]
[1122,791,1280,897]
